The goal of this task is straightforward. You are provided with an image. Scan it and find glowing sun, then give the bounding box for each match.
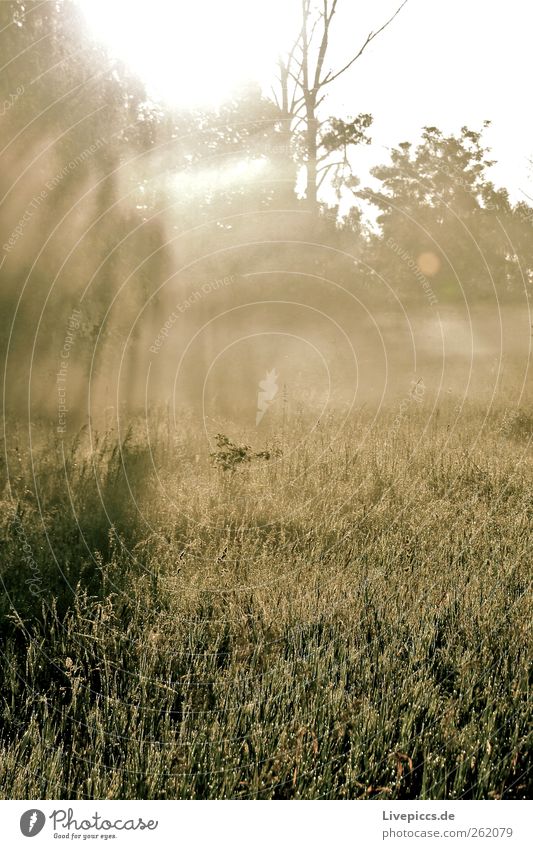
[78,0,298,110]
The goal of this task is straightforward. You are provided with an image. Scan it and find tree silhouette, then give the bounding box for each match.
[272,0,407,212]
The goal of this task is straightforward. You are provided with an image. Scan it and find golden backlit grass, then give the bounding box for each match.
[0,402,531,798]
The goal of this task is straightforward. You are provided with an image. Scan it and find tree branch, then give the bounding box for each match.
[317,159,343,174]
[317,159,342,188]
[312,0,338,93]
[320,0,408,88]
[291,115,307,132]
[270,86,281,110]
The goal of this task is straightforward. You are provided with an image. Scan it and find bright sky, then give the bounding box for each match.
[79,0,532,202]
[326,0,533,203]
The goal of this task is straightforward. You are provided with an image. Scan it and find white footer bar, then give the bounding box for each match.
[1,799,530,848]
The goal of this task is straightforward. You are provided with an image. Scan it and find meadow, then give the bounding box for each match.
[0,401,531,799]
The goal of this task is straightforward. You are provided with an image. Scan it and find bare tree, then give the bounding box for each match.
[272,0,408,211]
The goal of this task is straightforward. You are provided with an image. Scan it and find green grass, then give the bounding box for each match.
[0,403,531,799]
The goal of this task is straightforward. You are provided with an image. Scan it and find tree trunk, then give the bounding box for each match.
[305,107,319,211]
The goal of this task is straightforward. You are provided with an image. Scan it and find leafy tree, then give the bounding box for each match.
[360,124,530,300]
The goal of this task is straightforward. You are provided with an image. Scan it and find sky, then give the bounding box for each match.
[325,0,532,202]
[78,0,533,203]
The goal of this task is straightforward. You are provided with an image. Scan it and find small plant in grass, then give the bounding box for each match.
[210,433,281,472]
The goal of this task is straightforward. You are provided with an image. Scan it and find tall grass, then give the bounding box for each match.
[0,403,531,799]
